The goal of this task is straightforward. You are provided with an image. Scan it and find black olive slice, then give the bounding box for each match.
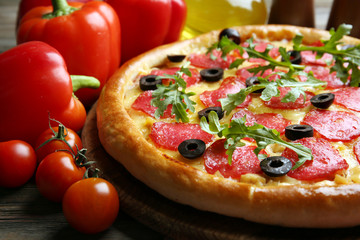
[139,75,162,91]
[178,139,206,159]
[281,50,301,64]
[219,28,241,44]
[167,54,186,62]
[198,107,224,121]
[310,93,335,109]
[245,76,264,93]
[200,68,224,82]
[260,156,292,177]
[285,124,314,141]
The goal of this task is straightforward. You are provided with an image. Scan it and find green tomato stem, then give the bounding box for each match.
[71,75,100,92]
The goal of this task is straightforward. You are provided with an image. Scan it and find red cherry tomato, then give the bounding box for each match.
[62,178,119,234]
[35,124,83,163]
[35,151,86,202]
[0,140,37,188]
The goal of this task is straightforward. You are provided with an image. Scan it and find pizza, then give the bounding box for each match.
[96,25,360,228]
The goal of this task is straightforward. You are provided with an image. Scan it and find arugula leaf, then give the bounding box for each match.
[200,111,313,169]
[293,24,360,86]
[219,71,326,114]
[151,62,196,123]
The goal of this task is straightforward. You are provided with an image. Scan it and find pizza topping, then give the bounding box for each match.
[301,66,346,89]
[201,111,313,167]
[150,67,200,87]
[333,87,360,112]
[300,51,334,66]
[231,109,290,134]
[198,106,224,121]
[220,72,325,113]
[204,139,262,178]
[151,63,196,122]
[150,122,214,151]
[199,76,252,108]
[281,50,301,64]
[293,24,360,86]
[245,77,263,93]
[262,87,314,109]
[139,75,162,91]
[302,109,360,141]
[260,156,292,177]
[285,124,314,141]
[353,140,360,164]
[188,49,237,69]
[218,28,241,45]
[310,92,335,109]
[132,91,173,118]
[178,139,206,159]
[167,54,186,63]
[200,68,224,82]
[282,137,349,181]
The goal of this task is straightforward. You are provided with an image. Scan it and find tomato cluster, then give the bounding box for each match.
[0,121,119,234]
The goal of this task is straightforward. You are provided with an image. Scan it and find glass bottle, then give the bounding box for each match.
[181,0,268,39]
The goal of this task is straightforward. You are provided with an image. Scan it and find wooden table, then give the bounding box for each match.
[0,0,335,239]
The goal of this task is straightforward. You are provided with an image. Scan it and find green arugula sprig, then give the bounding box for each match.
[200,111,313,169]
[151,62,196,123]
[293,24,360,86]
[220,71,326,114]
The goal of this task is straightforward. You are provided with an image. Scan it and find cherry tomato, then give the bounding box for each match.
[0,140,37,188]
[35,151,86,202]
[35,124,83,163]
[62,178,119,234]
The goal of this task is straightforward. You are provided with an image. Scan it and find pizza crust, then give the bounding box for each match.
[97,25,360,228]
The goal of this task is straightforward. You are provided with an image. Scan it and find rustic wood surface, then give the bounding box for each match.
[0,0,351,239]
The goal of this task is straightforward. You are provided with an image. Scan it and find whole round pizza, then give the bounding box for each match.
[96,25,360,228]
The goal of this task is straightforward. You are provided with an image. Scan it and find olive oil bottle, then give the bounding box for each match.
[181,0,268,39]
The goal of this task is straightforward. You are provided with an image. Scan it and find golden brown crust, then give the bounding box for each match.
[97,25,360,228]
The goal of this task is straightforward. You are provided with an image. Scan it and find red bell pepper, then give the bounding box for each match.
[16,0,93,27]
[0,41,99,145]
[105,0,186,63]
[17,0,121,107]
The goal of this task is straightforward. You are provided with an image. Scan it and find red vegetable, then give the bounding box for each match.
[16,0,94,27]
[35,123,83,163]
[0,140,37,188]
[0,41,98,145]
[105,0,186,63]
[62,177,119,234]
[36,151,86,202]
[17,0,121,107]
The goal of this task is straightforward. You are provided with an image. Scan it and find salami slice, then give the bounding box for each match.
[354,140,360,164]
[302,109,360,141]
[149,122,214,151]
[150,67,200,87]
[131,91,173,118]
[188,49,237,69]
[199,76,251,108]
[263,87,313,109]
[241,41,280,63]
[333,87,360,112]
[300,66,346,89]
[231,109,290,134]
[300,51,333,66]
[235,65,282,82]
[282,137,349,181]
[204,139,262,179]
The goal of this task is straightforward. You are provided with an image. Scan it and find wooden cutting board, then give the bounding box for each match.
[81,104,360,240]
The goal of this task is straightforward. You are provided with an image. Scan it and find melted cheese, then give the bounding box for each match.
[123,40,360,187]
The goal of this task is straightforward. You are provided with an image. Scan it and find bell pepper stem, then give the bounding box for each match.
[43,0,79,19]
[71,75,101,92]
